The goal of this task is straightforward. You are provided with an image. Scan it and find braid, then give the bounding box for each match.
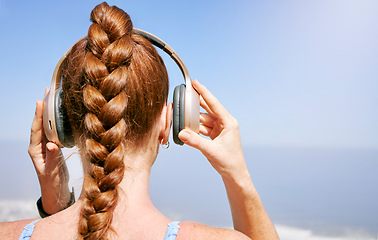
[60,2,169,239]
[77,2,133,239]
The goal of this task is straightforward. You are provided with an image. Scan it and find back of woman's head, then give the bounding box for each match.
[60,2,169,239]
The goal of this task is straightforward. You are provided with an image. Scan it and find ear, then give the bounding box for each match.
[159,102,173,144]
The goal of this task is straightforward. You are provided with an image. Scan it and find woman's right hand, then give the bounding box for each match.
[178,80,249,180]
[28,91,71,215]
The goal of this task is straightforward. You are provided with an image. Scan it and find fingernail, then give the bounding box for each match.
[46,143,52,152]
[46,142,55,152]
[178,131,190,142]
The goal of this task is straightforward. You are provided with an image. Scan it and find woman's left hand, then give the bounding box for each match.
[28,91,71,215]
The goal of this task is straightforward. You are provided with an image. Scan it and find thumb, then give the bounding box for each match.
[179,129,212,153]
[46,142,61,163]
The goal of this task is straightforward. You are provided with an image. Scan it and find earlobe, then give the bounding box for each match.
[159,103,172,144]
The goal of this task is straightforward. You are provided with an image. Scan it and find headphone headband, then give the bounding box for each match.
[49,29,194,104]
[132,29,191,85]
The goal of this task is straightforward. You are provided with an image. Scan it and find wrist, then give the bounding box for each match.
[219,158,251,183]
[40,185,71,214]
[221,169,257,196]
[38,172,70,199]
[37,187,75,217]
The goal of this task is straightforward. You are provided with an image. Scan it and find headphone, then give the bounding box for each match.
[43,29,200,148]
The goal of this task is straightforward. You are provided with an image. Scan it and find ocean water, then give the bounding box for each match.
[150,145,378,239]
[0,199,39,222]
[0,141,377,239]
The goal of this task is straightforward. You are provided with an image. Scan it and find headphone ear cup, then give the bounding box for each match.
[54,87,75,148]
[173,84,186,145]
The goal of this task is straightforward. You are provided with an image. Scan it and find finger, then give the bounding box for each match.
[200,113,215,128]
[199,124,212,136]
[46,142,63,164]
[178,129,212,153]
[44,88,49,98]
[200,97,215,117]
[29,100,44,147]
[192,80,229,119]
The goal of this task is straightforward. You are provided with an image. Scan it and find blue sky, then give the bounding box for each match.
[0,0,377,238]
[0,0,377,149]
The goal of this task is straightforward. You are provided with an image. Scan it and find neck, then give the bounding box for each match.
[118,159,154,207]
[112,145,165,225]
[66,143,170,237]
[78,141,159,211]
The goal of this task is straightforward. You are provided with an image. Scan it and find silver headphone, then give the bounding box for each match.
[43,29,200,147]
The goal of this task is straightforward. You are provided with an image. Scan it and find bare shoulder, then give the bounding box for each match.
[177,221,250,240]
[0,219,37,239]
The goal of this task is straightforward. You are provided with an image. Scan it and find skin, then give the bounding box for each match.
[0,80,279,240]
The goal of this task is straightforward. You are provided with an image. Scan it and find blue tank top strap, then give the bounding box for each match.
[19,219,179,240]
[164,221,181,240]
[18,219,40,240]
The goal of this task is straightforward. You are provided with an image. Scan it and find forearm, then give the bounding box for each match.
[222,168,279,239]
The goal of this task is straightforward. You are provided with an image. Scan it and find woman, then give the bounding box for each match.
[0,2,278,239]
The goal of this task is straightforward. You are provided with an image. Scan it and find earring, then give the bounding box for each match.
[160,139,170,149]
